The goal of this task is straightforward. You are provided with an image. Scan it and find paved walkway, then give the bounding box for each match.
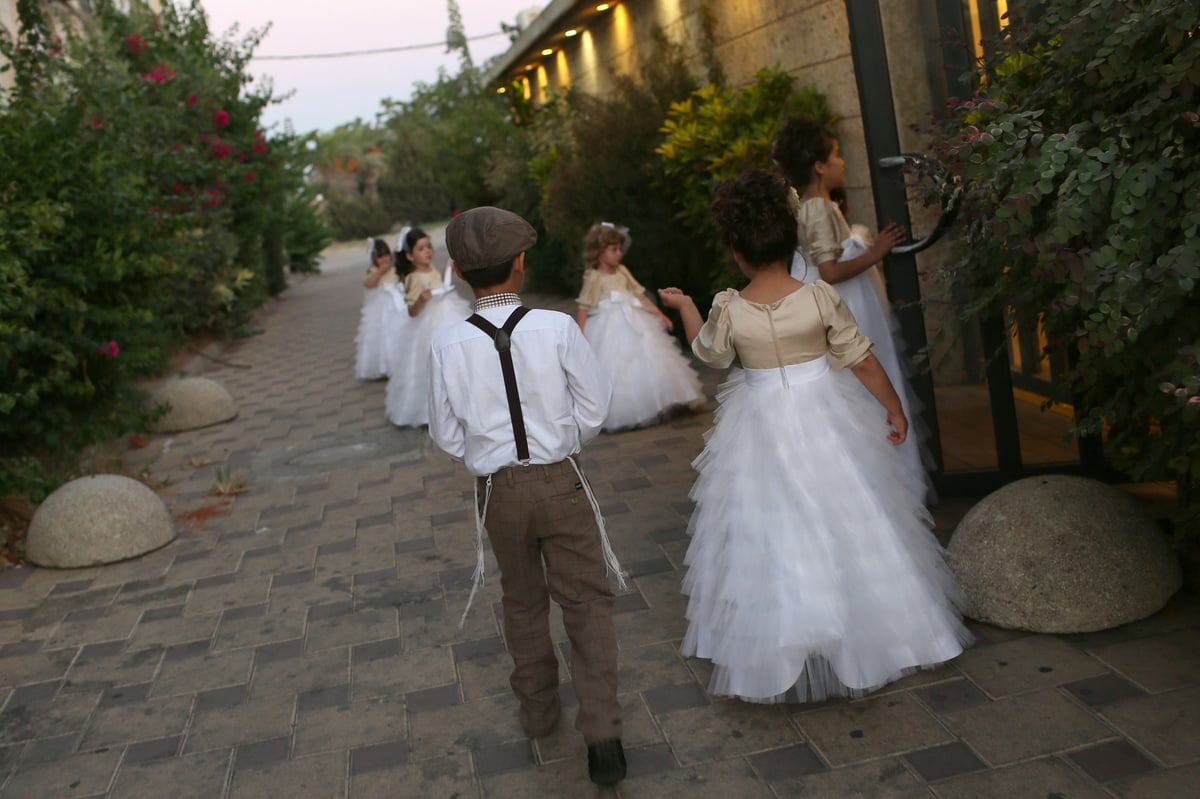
[1,240,1198,798]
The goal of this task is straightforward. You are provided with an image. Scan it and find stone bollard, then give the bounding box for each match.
[148,376,237,433]
[25,474,176,568]
[948,475,1181,633]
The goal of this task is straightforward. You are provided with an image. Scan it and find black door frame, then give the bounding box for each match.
[842,0,1113,496]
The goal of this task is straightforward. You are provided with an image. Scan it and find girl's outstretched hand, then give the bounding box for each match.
[869,223,907,259]
[657,287,692,310]
[886,407,909,446]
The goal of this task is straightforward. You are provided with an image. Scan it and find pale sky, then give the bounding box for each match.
[198,1,544,134]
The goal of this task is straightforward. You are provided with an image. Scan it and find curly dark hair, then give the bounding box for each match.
[771,114,835,189]
[710,169,797,267]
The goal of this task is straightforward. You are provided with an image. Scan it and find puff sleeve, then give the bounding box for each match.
[691,289,737,368]
[403,272,424,307]
[575,269,603,309]
[812,281,872,368]
[797,198,844,267]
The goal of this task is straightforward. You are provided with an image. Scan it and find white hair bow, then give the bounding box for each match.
[600,221,632,255]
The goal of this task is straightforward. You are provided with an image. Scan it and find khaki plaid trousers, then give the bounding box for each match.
[478,459,622,744]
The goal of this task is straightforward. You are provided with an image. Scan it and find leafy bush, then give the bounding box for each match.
[925,0,1200,536]
[657,67,836,290]
[376,68,516,227]
[527,30,706,297]
[0,0,322,500]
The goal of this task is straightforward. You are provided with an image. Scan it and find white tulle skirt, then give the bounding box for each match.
[792,249,937,504]
[354,285,406,380]
[584,294,705,432]
[680,358,971,704]
[385,289,472,427]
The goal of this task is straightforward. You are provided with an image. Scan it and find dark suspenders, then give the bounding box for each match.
[466,307,532,463]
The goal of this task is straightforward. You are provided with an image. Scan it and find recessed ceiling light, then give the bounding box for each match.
[541,48,554,56]
[596,3,611,10]
[565,29,579,37]
[496,87,507,94]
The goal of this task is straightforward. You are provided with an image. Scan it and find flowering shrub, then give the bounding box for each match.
[924,0,1200,537]
[0,0,329,501]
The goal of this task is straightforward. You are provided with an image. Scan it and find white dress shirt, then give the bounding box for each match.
[428,302,612,476]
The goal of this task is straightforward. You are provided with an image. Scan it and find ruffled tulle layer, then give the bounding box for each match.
[385,290,472,427]
[354,287,406,380]
[833,272,938,504]
[680,359,971,704]
[791,251,937,504]
[584,297,705,432]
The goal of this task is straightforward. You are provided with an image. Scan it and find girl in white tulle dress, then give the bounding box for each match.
[575,222,704,432]
[657,169,970,704]
[385,226,471,426]
[354,238,407,380]
[774,115,936,504]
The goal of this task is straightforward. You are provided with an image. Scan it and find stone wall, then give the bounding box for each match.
[503,0,974,385]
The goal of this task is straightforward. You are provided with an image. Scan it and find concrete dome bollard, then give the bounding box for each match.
[948,475,1181,633]
[25,475,176,568]
[148,377,237,433]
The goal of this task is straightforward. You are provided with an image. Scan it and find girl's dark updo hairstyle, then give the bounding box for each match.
[710,169,798,267]
[771,114,836,189]
[397,226,428,277]
[368,238,391,270]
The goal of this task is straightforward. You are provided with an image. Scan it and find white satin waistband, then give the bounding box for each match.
[742,356,830,388]
[590,292,643,312]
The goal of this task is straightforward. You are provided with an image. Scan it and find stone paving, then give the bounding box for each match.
[2,238,1199,798]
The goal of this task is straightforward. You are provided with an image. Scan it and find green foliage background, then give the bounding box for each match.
[926,0,1200,535]
[0,0,329,500]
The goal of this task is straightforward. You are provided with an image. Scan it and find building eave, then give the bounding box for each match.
[484,0,597,86]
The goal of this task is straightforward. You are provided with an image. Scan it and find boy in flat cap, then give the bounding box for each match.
[428,206,628,785]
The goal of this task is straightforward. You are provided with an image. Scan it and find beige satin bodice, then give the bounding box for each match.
[575,264,646,308]
[692,281,872,370]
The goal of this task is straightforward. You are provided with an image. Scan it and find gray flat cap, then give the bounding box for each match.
[445,207,537,271]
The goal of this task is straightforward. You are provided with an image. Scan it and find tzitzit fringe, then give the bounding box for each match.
[458,460,628,628]
[567,455,628,592]
[459,474,493,628]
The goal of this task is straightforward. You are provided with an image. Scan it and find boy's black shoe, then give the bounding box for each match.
[587,738,627,785]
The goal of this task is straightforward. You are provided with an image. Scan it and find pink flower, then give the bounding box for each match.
[245,172,256,183]
[210,139,232,160]
[1188,396,1200,404]
[140,62,176,84]
[201,187,223,208]
[212,109,230,129]
[251,141,269,155]
[187,93,198,106]
[97,340,120,358]
[125,34,146,55]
